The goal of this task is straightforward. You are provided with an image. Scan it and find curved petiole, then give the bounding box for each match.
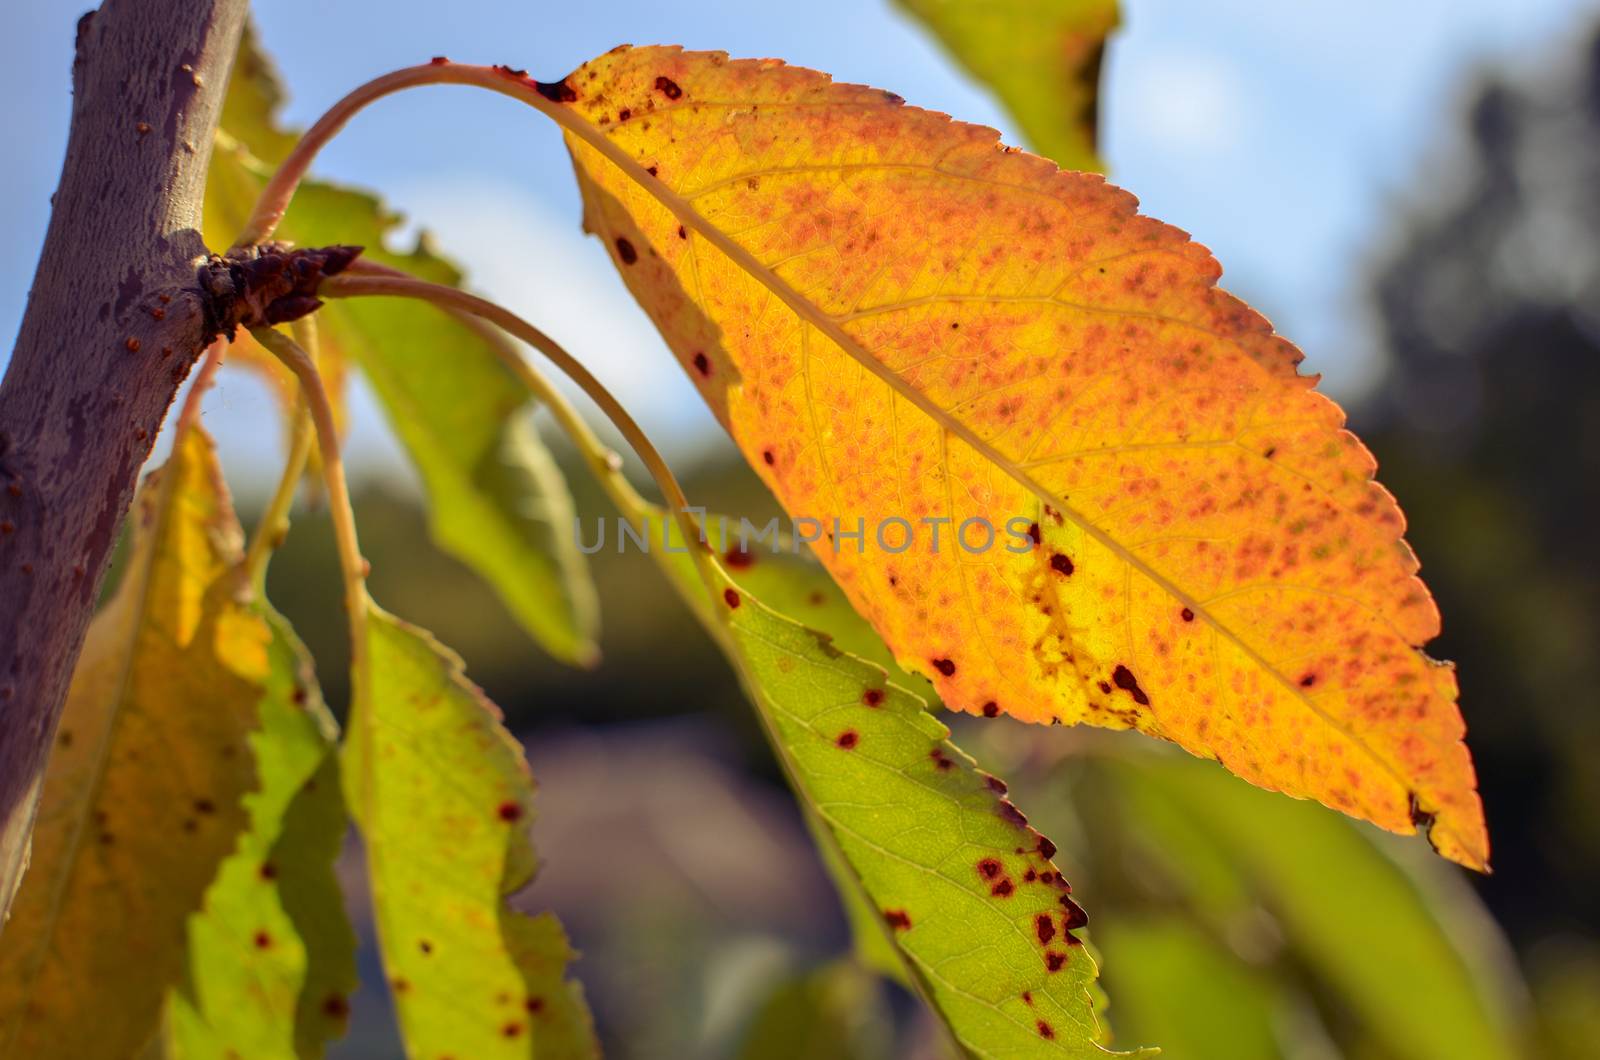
[320,268,721,597]
[249,326,370,682]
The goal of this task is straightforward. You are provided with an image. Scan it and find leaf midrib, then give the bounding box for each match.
[524,79,1461,854]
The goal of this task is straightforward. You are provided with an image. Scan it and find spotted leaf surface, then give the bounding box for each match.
[536,46,1486,868]
[343,606,597,1059]
[164,605,355,1060]
[621,499,1140,1057]
[896,0,1118,172]
[0,427,267,1058]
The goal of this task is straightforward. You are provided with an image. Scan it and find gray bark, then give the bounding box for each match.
[0,0,249,922]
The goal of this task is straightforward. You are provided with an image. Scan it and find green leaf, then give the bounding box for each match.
[1087,749,1521,1059]
[626,501,1146,1058]
[343,605,598,1059]
[0,427,266,1058]
[164,606,356,1060]
[735,960,892,1060]
[1093,915,1285,1060]
[205,29,601,667]
[895,0,1118,172]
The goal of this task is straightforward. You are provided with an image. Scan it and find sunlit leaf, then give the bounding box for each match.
[343,605,598,1059]
[205,31,600,667]
[541,46,1487,867]
[895,0,1118,172]
[0,428,267,1058]
[618,500,1144,1057]
[1085,747,1521,1059]
[164,605,355,1060]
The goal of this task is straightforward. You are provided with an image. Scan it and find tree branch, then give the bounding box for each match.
[0,0,250,922]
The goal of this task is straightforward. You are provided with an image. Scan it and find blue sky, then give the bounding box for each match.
[2,0,1592,483]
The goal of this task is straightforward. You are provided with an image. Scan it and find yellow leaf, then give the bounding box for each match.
[0,427,268,1057]
[539,47,1487,868]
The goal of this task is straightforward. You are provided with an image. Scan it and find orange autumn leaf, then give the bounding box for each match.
[534,47,1486,869]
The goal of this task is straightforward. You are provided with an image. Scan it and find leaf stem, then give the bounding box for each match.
[243,319,321,594]
[174,340,226,435]
[249,326,369,680]
[321,269,716,589]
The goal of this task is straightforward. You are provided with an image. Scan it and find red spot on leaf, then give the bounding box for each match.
[497,801,523,823]
[997,800,1029,828]
[1036,914,1056,945]
[862,688,884,707]
[836,730,859,750]
[723,588,741,609]
[883,908,912,931]
[981,701,999,718]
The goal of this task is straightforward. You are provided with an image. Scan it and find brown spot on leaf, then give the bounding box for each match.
[1037,836,1057,860]
[1181,607,1195,622]
[931,657,956,676]
[1045,952,1066,972]
[997,800,1028,828]
[992,878,1015,897]
[322,994,349,1019]
[836,730,859,749]
[977,857,1003,879]
[614,237,638,264]
[1037,1019,1056,1039]
[1111,665,1149,705]
[692,352,711,376]
[497,801,523,822]
[883,908,912,931]
[723,588,741,609]
[253,930,272,949]
[1036,914,1056,945]
[981,701,999,718]
[1049,553,1074,576]
[533,79,577,103]
[655,75,683,99]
